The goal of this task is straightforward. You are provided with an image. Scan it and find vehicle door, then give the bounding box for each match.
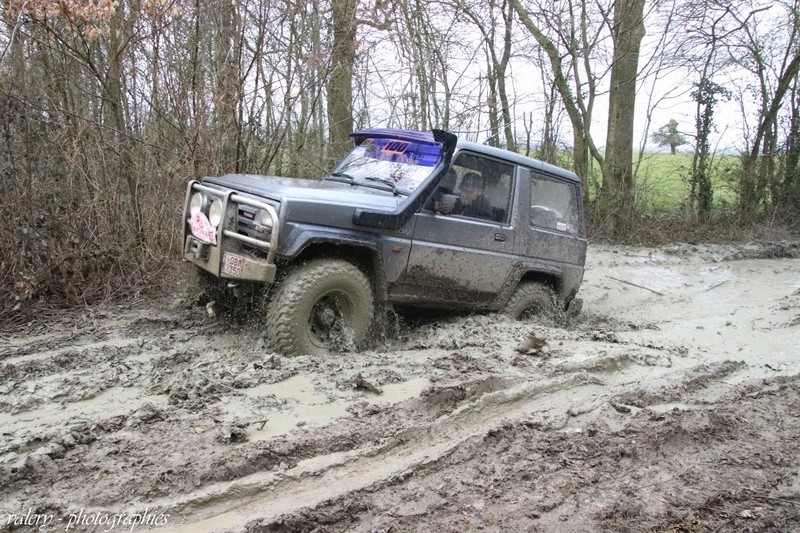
[392,152,517,307]
[516,170,586,274]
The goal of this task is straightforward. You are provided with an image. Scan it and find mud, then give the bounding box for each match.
[1,242,799,532]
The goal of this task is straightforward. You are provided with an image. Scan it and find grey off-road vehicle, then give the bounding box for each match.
[182,128,586,355]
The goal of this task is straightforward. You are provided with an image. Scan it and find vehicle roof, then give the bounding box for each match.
[456,140,580,183]
[349,128,580,183]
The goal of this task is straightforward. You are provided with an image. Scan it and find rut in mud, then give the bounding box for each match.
[0,242,799,532]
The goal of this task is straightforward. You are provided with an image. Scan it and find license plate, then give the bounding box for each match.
[221,253,244,276]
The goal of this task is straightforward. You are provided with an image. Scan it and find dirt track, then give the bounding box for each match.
[1,243,799,532]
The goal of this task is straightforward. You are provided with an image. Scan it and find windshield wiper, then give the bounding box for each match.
[363,176,400,195]
[328,171,356,184]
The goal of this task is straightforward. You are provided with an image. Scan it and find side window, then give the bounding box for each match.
[530,174,580,234]
[436,153,514,223]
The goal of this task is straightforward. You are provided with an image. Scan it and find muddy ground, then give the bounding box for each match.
[1,242,799,532]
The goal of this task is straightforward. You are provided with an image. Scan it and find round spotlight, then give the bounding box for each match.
[208,199,224,227]
[189,192,206,216]
[256,209,273,229]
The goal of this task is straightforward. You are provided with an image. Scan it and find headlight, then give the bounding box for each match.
[255,209,273,229]
[189,192,206,216]
[208,199,223,227]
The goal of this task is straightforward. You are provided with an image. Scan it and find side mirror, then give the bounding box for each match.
[434,193,459,215]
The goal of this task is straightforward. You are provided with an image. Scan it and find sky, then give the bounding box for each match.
[355,0,780,159]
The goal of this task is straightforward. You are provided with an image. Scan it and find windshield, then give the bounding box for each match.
[328,137,443,194]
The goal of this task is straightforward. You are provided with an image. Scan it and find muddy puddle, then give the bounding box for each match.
[1,241,799,532]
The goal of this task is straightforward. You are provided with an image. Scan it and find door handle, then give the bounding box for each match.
[494,233,506,242]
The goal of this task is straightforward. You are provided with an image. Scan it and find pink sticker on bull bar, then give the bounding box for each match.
[189,212,217,245]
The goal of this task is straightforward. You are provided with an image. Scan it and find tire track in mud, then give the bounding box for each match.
[0,329,781,531]
[141,374,608,532]
[258,374,800,533]
[141,353,738,532]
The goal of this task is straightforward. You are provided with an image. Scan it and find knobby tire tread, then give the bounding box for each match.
[503,282,558,320]
[266,259,374,355]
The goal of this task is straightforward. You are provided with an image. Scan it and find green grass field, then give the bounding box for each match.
[582,151,742,214]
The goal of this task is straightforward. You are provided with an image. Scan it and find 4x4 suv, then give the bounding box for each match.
[182,128,586,355]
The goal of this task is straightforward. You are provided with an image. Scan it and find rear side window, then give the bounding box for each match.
[530,174,580,234]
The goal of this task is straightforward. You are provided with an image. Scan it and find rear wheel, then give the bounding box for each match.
[503,282,559,320]
[266,259,374,355]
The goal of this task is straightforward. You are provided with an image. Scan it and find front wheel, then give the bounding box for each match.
[266,259,375,355]
[502,282,560,320]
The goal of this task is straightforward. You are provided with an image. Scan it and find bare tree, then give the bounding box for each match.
[327,0,357,162]
[781,80,800,210]
[509,0,608,195]
[600,0,646,233]
[511,0,648,234]
[730,0,800,218]
[453,0,517,150]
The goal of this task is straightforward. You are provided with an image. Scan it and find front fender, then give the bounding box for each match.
[279,222,381,258]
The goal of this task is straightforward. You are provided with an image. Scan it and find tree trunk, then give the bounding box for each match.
[498,0,516,152]
[327,0,357,163]
[601,0,646,236]
[106,4,146,257]
[214,0,240,171]
[486,67,500,146]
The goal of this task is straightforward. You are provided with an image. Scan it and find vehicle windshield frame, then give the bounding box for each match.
[326,136,444,195]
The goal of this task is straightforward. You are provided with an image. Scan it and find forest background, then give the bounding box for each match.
[1,0,799,317]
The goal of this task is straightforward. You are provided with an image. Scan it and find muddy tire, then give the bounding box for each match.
[266,259,374,355]
[503,282,559,320]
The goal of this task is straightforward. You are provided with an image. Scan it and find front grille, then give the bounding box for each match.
[236,204,274,254]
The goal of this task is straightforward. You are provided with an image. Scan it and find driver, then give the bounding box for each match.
[454,172,493,219]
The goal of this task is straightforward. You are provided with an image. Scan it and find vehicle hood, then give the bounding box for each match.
[203,174,402,210]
